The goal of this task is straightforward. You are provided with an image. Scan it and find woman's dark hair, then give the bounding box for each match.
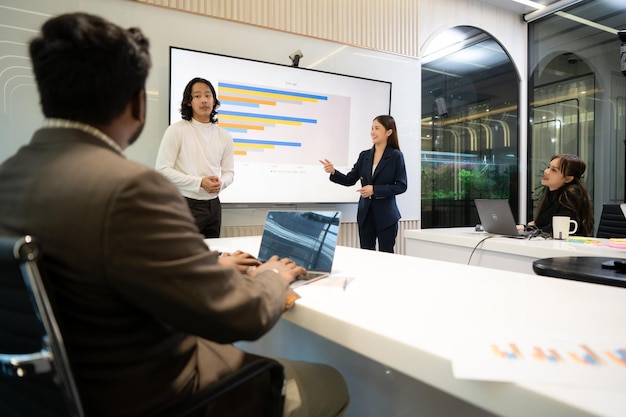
[29,13,151,125]
[180,77,220,122]
[374,115,400,150]
[536,153,594,236]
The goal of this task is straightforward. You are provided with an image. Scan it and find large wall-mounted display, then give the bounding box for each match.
[170,47,391,204]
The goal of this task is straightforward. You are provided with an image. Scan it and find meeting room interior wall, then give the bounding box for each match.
[0,0,527,228]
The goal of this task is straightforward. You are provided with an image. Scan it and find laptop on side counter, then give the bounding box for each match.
[475,199,529,238]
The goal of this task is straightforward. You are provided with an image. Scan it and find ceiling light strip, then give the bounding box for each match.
[511,0,544,10]
[522,0,583,23]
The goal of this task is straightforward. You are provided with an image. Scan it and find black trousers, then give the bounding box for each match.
[185,197,221,238]
[358,206,398,253]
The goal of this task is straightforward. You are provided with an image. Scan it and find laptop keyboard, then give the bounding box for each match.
[296,271,328,281]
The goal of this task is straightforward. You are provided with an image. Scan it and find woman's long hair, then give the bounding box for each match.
[374,115,400,150]
[535,154,594,236]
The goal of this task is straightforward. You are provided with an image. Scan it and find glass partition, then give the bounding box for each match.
[421,26,519,228]
[529,73,593,203]
[528,0,626,230]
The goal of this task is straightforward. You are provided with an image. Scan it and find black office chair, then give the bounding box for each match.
[0,236,285,417]
[596,203,626,238]
[0,235,84,417]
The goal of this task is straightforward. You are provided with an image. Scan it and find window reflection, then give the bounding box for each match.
[530,73,593,204]
[421,26,519,228]
[258,211,340,271]
[529,0,626,229]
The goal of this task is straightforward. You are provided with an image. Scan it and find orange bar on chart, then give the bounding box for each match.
[532,347,546,361]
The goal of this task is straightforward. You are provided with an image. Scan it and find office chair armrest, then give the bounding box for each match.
[0,348,53,377]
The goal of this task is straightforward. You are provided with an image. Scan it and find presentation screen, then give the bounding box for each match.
[169,47,392,203]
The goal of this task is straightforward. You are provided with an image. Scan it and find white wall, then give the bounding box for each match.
[0,0,527,225]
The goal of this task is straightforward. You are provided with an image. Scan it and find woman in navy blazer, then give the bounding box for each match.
[320,115,407,252]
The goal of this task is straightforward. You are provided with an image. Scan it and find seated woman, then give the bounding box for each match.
[529,153,594,236]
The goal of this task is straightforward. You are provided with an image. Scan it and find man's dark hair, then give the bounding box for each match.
[180,77,220,122]
[29,12,151,125]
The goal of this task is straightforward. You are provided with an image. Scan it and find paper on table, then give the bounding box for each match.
[307,275,355,290]
[451,334,626,391]
[291,275,356,297]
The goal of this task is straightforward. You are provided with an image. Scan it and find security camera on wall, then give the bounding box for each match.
[289,49,303,67]
[619,30,626,76]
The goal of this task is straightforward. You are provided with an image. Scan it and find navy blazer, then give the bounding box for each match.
[330,146,407,229]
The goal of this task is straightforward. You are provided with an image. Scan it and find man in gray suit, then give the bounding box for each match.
[0,12,348,417]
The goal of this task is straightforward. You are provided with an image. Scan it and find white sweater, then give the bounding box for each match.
[156,118,234,200]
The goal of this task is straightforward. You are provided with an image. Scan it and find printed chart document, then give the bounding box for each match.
[451,333,626,391]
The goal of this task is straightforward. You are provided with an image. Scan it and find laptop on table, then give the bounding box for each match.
[474,199,529,238]
[257,211,341,286]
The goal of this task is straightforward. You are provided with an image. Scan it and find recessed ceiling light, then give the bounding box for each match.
[511,0,544,9]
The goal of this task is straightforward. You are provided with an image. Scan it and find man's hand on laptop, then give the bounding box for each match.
[218,250,261,273]
[248,255,307,284]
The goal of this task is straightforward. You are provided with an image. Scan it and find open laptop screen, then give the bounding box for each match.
[258,211,341,271]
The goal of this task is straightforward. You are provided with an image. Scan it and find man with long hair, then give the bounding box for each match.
[156,77,234,238]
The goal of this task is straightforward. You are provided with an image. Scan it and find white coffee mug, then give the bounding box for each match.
[552,216,578,239]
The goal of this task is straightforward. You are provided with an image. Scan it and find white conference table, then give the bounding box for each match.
[206,236,626,417]
[404,227,626,274]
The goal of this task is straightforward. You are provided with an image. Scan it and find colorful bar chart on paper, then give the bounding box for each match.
[452,336,626,390]
[217,81,351,165]
[489,342,625,366]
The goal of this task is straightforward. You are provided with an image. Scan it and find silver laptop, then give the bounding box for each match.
[257,211,341,285]
[475,199,528,238]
